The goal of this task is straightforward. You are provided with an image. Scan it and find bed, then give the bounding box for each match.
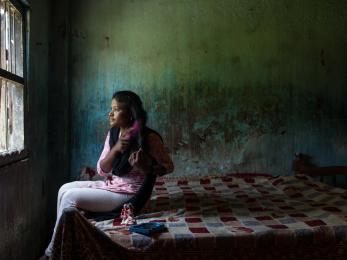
[51,156,347,259]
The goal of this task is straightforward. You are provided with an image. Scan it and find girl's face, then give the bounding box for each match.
[109,99,132,128]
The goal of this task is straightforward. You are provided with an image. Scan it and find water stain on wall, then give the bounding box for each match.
[68,0,347,181]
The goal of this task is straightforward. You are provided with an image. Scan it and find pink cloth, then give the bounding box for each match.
[93,130,174,194]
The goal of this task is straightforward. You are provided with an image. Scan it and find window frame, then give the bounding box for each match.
[0,0,29,167]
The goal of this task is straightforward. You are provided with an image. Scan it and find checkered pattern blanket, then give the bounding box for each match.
[92,174,347,254]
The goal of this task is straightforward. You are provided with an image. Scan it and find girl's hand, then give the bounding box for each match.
[113,133,131,154]
[105,174,113,185]
[128,148,152,173]
[113,125,139,154]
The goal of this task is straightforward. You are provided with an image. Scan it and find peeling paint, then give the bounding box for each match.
[69,0,347,183]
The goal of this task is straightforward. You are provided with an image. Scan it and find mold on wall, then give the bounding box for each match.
[68,0,347,184]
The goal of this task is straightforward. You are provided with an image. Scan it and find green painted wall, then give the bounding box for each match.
[69,0,347,183]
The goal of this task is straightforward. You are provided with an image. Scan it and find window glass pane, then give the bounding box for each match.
[0,76,23,152]
[14,11,22,76]
[0,1,6,70]
[0,0,23,77]
[7,79,23,150]
[0,78,6,152]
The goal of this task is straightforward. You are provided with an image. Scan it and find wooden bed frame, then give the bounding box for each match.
[292,153,347,187]
[55,158,347,259]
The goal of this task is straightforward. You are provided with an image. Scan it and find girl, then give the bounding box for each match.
[39,91,174,259]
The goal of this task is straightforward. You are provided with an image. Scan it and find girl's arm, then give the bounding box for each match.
[98,130,131,175]
[97,131,113,176]
[147,133,174,176]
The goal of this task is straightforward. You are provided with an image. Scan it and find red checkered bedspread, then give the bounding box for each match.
[92,174,347,255]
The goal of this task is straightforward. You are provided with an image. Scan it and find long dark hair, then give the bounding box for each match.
[112,90,147,149]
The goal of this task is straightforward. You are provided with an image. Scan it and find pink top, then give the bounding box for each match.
[91,130,174,194]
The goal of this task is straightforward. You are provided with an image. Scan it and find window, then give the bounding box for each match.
[0,0,28,166]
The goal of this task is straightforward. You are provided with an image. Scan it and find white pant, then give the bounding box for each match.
[45,181,132,256]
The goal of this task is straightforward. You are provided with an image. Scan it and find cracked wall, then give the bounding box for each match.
[69,0,347,185]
